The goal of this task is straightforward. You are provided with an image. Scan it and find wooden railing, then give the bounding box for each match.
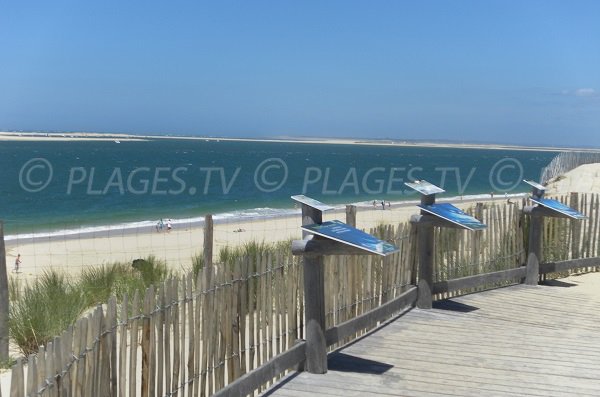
[3,193,600,396]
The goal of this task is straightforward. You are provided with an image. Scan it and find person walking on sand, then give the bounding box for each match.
[14,254,22,272]
[166,219,172,232]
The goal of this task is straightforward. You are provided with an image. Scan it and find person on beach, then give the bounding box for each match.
[14,254,22,272]
[166,219,172,232]
[381,201,385,210]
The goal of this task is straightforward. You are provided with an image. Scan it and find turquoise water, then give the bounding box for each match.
[0,139,558,236]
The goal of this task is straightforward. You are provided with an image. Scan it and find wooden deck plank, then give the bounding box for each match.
[264,273,600,396]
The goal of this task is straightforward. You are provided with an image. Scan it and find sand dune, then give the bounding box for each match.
[545,163,600,195]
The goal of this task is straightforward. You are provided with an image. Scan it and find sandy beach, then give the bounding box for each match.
[4,195,522,282]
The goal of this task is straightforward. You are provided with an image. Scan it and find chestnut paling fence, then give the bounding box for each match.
[539,151,600,184]
[4,193,600,397]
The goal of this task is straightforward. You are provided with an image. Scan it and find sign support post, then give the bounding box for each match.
[524,208,543,285]
[522,180,586,285]
[406,181,487,310]
[300,203,328,374]
[291,195,400,374]
[416,193,435,309]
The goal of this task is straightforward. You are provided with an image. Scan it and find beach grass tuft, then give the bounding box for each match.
[78,262,133,305]
[0,355,17,370]
[9,270,86,356]
[8,276,21,302]
[9,255,173,356]
[218,240,290,266]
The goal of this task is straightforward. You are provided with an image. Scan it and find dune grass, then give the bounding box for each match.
[9,255,172,356]
[8,276,20,302]
[8,245,290,356]
[192,240,291,281]
[9,271,86,356]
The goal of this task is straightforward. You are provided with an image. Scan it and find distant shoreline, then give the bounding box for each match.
[1,131,598,152]
[4,192,527,279]
[4,192,526,246]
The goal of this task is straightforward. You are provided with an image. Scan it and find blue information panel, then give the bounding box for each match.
[530,198,587,220]
[301,220,400,256]
[523,180,546,191]
[291,195,335,212]
[418,203,487,231]
[404,180,445,196]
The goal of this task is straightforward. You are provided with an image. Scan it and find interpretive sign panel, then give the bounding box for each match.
[301,220,399,256]
[530,197,586,220]
[404,180,445,196]
[291,195,335,211]
[523,180,546,191]
[418,203,487,230]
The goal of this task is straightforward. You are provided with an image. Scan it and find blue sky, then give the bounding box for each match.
[1,1,599,146]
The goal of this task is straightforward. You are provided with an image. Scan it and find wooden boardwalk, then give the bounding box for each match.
[264,275,600,396]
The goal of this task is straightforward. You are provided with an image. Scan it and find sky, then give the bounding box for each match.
[1,1,599,147]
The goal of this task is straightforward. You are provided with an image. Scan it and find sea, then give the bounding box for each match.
[0,138,559,239]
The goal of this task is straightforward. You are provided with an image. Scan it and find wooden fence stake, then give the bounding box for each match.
[204,215,213,268]
[0,221,8,362]
[345,205,357,228]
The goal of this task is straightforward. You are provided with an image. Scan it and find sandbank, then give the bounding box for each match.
[0,131,145,142]
[2,131,598,152]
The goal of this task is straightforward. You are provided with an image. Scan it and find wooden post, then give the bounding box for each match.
[0,221,9,362]
[301,205,327,374]
[416,224,434,309]
[204,215,213,268]
[525,211,543,285]
[345,205,356,228]
[416,195,435,309]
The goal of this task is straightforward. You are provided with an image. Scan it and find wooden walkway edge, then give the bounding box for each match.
[263,273,600,397]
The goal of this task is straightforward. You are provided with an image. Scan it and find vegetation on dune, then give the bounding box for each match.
[9,271,86,356]
[192,240,292,281]
[9,255,172,356]
[9,244,292,356]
